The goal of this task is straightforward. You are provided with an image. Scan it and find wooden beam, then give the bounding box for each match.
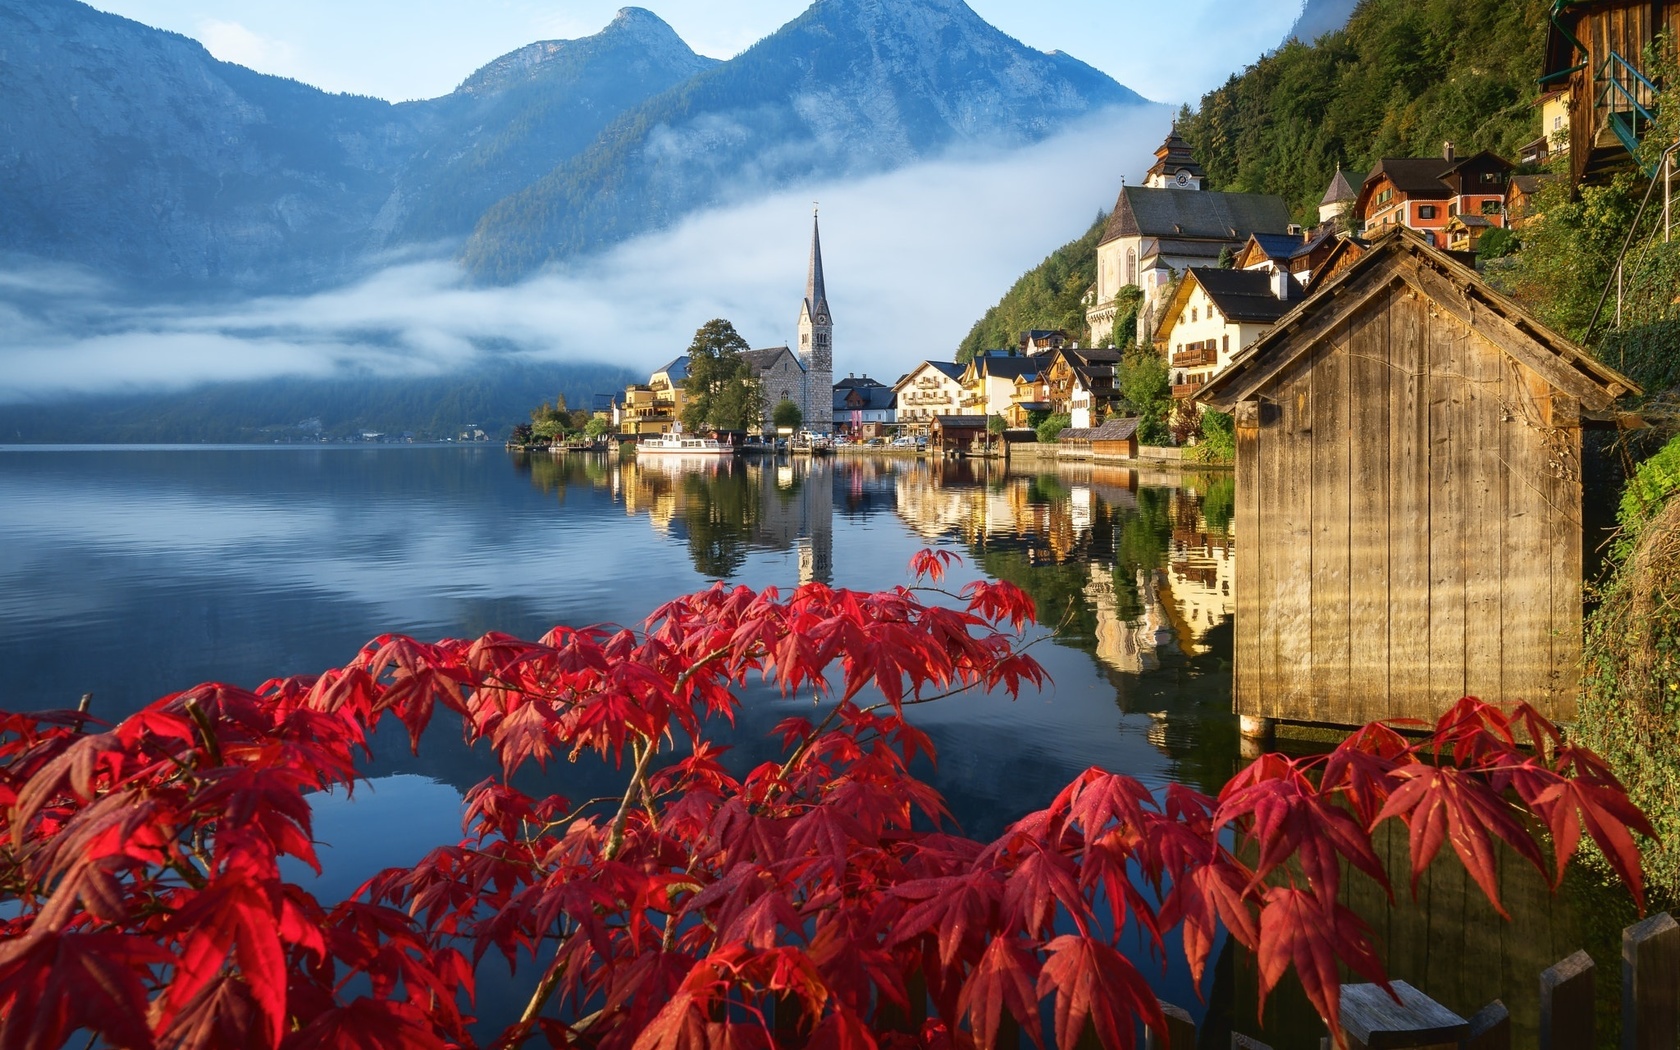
[1199,270,1402,410]
[1143,1002,1196,1050]
[1539,948,1594,1050]
[1461,1001,1511,1050]
[1622,912,1680,1050]
[1394,258,1622,411]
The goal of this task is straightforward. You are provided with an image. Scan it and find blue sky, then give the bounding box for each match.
[83,0,1303,104]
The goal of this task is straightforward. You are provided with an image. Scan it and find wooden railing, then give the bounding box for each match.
[1172,347,1216,368]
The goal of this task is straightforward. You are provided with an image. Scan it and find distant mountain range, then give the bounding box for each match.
[1283,0,1362,44]
[0,0,1145,291]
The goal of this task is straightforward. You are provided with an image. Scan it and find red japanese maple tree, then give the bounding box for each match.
[0,550,1652,1050]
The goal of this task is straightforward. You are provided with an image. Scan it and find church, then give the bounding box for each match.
[618,211,835,436]
[1086,130,1292,347]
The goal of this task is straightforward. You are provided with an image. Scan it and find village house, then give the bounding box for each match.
[1231,227,1338,285]
[1154,267,1303,400]
[1086,130,1292,347]
[893,361,967,433]
[1196,227,1639,732]
[959,352,1042,418]
[1039,346,1122,428]
[1519,88,1573,166]
[832,374,896,438]
[1541,0,1677,184]
[1005,370,1053,429]
[1352,144,1513,250]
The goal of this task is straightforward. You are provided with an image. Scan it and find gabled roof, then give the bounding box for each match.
[1196,227,1640,413]
[1240,233,1309,264]
[1363,157,1454,198]
[654,356,690,382]
[740,346,803,375]
[834,374,889,390]
[1100,186,1292,246]
[975,357,1040,381]
[591,393,619,412]
[1440,149,1513,179]
[1195,267,1303,322]
[1058,417,1141,442]
[893,361,966,392]
[834,385,895,412]
[1320,167,1358,206]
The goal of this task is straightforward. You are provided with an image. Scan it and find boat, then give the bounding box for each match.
[635,429,735,456]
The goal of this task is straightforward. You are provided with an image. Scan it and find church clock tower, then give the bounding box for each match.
[796,209,834,434]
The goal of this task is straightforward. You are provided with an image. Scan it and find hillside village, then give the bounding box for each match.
[582,0,1674,463]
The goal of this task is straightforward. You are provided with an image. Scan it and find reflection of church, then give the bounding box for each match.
[614,458,832,585]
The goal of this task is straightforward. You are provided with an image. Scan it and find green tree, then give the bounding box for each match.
[986,414,1006,435]
[584,416,611,440]
[772,399,803,432]
[1118,348,1172,445]
[680,319,767,433]
[1035,412,1071,443]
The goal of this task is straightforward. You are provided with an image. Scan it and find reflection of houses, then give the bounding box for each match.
[894,361,967,433]
[1085,565,1172,675]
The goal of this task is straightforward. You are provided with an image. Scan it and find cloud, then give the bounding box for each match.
[0,103,1170,403]
[196,19,302,76]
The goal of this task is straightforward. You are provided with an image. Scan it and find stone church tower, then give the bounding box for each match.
[796,210,834,434]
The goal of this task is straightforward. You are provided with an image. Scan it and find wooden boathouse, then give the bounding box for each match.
[1197,228,1638,730]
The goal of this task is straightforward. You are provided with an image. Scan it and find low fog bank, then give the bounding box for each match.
[0,104,1168,436]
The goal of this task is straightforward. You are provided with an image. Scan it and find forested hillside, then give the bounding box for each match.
[958,0,1552,350]
[1179,0,1550,223]
[956,213,1106,360]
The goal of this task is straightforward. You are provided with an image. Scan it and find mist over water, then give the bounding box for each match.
[0,106,1168,405]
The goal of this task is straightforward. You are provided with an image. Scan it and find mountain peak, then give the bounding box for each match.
[459,8,699,97]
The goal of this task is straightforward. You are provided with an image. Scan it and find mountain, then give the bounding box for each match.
[460,0,1146,281]
[0,0,714,289]
[0,0,1144,292]
[385,9,720,245]
[0,0,421,289]
[1283,0,1360,44]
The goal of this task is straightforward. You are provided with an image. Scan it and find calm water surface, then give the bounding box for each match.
[0,445,1634,1045]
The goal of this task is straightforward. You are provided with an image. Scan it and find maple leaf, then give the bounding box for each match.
[1037,935,1164,1050]
[957,935,1042,1050]
[0,929,169,1050]
[1373,765,1547,915]
[1255,886,1388,1027]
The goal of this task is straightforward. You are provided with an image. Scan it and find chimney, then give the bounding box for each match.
[1443,140,1456,162]
[1270,268,1290,301]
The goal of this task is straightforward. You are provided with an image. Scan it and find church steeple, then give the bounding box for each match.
[796,207,834,433]
[805,210,830,323]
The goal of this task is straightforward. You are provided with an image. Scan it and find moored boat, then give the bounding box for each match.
[635,431,735,456]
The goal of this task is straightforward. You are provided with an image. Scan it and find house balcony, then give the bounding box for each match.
[1172,347,1216,368]
[1171,375,1206,400]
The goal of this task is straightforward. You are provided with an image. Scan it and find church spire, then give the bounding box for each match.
[805,207,829,320]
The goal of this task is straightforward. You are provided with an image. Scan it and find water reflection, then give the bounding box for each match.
[1,447,1631,1044]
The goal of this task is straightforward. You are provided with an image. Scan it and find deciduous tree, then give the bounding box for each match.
[0,553,1651,1050]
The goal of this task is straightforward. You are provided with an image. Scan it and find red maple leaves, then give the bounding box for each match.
[0,561,1652,1049]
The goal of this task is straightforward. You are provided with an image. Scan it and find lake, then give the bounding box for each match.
[0,445,1635,1045]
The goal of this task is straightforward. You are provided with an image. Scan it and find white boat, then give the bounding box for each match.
[635,431,735,456]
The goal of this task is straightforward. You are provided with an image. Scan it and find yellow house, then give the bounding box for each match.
[621,357,691,436]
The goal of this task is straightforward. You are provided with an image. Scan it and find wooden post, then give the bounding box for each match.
[1339,980,1467,1049]
[1622,911,1680,1050]
[1144,1002,1196,1050]
[1539,948,1594,1050]
[1460,1001,1510,1050]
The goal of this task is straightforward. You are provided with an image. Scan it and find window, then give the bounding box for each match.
[1418,205,1436,219]
[1481,171,1500,184]
[1125,248,1136,286]
[1223,334,1229,353]
[1481,199,1502,215]
[1190,307,1198,322]
[1376,188,1393,205]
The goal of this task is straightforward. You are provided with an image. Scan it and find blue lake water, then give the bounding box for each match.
[0,445,1629,1045]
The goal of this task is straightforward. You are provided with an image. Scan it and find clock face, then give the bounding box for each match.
[1174,171,1191,187]
[816,313,829,324]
